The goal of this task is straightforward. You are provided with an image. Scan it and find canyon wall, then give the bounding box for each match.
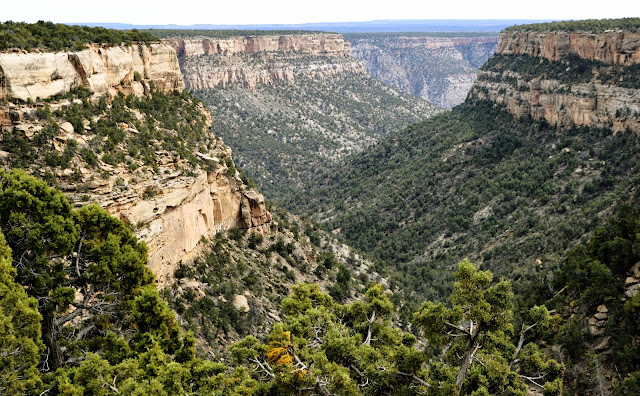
[497,30,640,65]
[165,34,365,90]
[469,30,640,133]
[347,34,498,109]
[0,43,184,102]
[164,33,352,57]
[0,42,272,284]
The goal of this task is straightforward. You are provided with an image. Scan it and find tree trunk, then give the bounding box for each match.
[42,310,64,371]
[455,323,482,393]
[455,342,478,391]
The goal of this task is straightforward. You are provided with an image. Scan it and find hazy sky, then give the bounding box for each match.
[4,0,639,25]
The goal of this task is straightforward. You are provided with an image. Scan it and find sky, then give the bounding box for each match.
[4,0,640,26]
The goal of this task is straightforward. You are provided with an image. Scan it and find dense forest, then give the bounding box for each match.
[288,100,640,313]
[0,170,564,394]
[2,169,639,394]
[0,20,158,51]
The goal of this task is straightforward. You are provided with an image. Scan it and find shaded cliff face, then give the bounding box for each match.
[346,34,498,109]
[0,43,184,102]
[469,30,640,133]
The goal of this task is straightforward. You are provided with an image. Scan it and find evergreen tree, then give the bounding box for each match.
[0,232,43,394]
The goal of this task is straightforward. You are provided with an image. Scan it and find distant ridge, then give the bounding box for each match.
[69,19,552,33]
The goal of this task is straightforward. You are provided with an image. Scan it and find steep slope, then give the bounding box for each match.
[0,23,387,362]
[162,32,440,200]
[470,26,640,133]
[289,22,640,307]
[346,33,497,109]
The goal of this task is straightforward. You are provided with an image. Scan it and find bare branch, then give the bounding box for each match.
[444,321,471,337]
[364,311,376,346]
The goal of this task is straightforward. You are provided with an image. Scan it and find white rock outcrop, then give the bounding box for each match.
[0,43,184,102]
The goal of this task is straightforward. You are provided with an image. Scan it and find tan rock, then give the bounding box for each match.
[597,304,608,313]
[594,312,608,320]
[233,294,250,312]
[470,30,640,134]
[594,336,611,352]
[0,43,184,102]
[60,121,74,134]
[164,33,352,57]
[498,30,640,65]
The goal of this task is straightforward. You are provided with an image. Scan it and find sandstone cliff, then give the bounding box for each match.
[164,33,352,57]
[0,43,184,102]
[165,33,364,90]
[347,34,498,109]
[0,42,273,284]
[497,30,640,65]
[469,30,640,133]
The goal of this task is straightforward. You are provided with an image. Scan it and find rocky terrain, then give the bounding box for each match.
[0,37,390,359]
[163,33,363,90]
[0,43,184,101]
[0,43,272,285]
[346,34,498,109]
[165,32,440,200]
[469,29,640,133]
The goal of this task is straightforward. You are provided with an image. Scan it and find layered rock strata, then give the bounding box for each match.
[0,42,272,283]
[180,53,365,90]
[164,33,352,57]
[497,30,640,65]
[165,34,364,90]
[0,43,184,102]
[470,30,640,133]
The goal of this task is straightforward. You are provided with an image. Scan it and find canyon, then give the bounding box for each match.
[346,34,498,109]
[165,32,439,200]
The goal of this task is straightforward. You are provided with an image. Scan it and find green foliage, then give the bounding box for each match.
[503,18,640,33]
[290,100,640,315]
[414,261,561,394]
[0,89,213,181]
[192,58,438,201]
[228,265,561,395]
[0,21,158,51]
[480,53,640,89]
[0,169,153,371]
[0,233,43,395]
[549,204,640,390]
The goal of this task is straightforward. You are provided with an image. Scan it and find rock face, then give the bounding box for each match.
[0,43,184,102]
[108,163,271,283]
[469,30,640,133]
[498,30,640,65]
[164,33,352,57]
[347,35,498,109]
[0,42,272,284]
[165,34,364,90]
[471,71,640,133]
